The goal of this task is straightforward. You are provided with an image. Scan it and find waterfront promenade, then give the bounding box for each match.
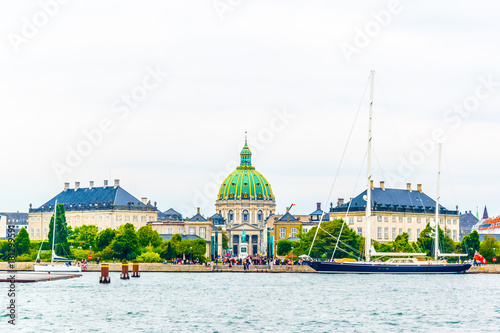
[2,262,500,273]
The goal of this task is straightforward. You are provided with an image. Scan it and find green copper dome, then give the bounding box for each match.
[218,140,274,201]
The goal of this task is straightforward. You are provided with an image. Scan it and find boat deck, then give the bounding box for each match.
[0,271,82,283]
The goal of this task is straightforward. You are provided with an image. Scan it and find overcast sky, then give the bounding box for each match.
[1,1,499,218]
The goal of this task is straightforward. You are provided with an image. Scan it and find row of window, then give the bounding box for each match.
[227,210,266,222]
[372,227,459,240]
[348,216,457,224]
[279,227,297,239]
[30,215,154,222]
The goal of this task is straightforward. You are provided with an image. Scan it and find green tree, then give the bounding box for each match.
[393,233,410,252]
[460,230,481,257]
[95,228,116,251]
[176,238,207,261]
[479,235,498,262]
[76,225,98,249]
[160,241,175,260]
[417,223,455,257]
[111,223,139,260]
[137,225,162,248]
[277,239,293,256]
[221,231,229,250]
[14,228,31,256]
[47,203,70,256]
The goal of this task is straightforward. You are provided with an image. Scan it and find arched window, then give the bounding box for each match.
[228,210,234,221]
[258,210,263,222]
[243,210,249,222]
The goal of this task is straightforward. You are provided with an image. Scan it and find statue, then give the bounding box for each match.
[241,230,247,243]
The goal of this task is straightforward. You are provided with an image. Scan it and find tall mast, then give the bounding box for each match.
[51,199,57,265]
[365,70,375,262]
[434,144,442,260]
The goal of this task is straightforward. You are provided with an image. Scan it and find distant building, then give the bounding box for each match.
[459,210,479,240]
[329,181,460,242]
[0,212,28,239]
[162,208,183,221]
[28,180,158,240]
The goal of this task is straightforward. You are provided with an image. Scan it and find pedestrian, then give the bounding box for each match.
[96,257,100,264]
[113,257,115,264]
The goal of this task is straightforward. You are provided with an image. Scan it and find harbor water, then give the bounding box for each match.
[2,272,499,332]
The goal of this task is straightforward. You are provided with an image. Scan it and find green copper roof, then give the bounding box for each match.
[218,140,274,201]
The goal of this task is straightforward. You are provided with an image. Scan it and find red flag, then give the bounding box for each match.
[474,251,487,264]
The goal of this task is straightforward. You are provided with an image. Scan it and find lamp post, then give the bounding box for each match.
[190,246,193,263]
[494,248,496,266]
[291,246,294,263]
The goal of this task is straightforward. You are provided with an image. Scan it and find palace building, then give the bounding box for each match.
[28,180,158,240]
[329,181,460,242]
[215,139,276,256]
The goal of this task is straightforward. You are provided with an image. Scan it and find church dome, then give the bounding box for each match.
[218,140,274,201]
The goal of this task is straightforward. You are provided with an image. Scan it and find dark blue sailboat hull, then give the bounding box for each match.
[310,261,471,274]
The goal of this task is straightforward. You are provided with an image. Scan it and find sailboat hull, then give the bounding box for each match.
[310,261,471,274]
[34,264,81,272]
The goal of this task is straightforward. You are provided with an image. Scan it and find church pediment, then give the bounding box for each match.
[228,223,261,231]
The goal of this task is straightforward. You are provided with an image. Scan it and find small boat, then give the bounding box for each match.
[34,200,81,273]
[309,71,471,274]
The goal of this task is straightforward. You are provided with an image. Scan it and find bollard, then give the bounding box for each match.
[132,262,140,278]
[99,264,110,283]
[120,262,130,280]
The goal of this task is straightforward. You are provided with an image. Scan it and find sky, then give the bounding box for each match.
[1,1,499,218]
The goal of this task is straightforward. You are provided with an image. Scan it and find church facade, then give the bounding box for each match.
[215,139,276,256]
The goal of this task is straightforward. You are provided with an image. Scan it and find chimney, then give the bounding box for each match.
[370,180,374,190]
[417,184,422,193]
[89,181,94,189]
[380,181,385,190]
[64,182,69,191]
[141,197,147,205]
[75,182,80,190]
[114,179,120,188]
[406,183,411,192]
[103,180,108,188]
[316,202,321,211]
[337,198,344,207]
[197,207,200,214]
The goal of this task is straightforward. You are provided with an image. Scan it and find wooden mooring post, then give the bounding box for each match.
[120,262,130,280]
[132,262,140,278]
[99,264,110,283]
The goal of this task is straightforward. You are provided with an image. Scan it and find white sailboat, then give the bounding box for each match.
[34,200,81,272]
[309,71,471,273]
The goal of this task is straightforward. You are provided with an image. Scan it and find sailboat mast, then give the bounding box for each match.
[434,144,442,260]
[51,199,57,265]
[365,70,375,262]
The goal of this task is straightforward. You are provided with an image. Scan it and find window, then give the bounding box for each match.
[91,216,95,220]
[407,217,411,223]
[453,219,457,225]
[303,228,308,233]
[399,228,403,235]
[133,216,138,221]
[280,227,286,239]
[229,210,234,221]
[258,210,263,222]
[291,227,297,237]
[357,227,362,236]
[167,228,173,234]
[377,227,382,239]
[399,217,403,222]
[357,216,363,222]
[426,218,430,223]
[99,215,102,220]
[37,229,40,236]
[392,216,396,222]
[377,216,382,222]
[125,216,130,221]
[37,217,40,222]
[116,216,122,221]
[189,227,195,235]
[30,229,34,238]
[44,217,48,222]
[417,229,421,237]
[384,227,389,239]
[453,230,457,240]
[384,216,388,222]
[106,216,109,220]
[407,229,411,239]
[447,219,451,224]
[440,219,443,224]
[141,216,146,221]
[200,227,206,239]
[417,218,421,223]
[179,228,183,235]
[149,217,154,221]
[349,217,354,225]
[392,228,396,239]
[85,216,88,220]
[30,218,34,222]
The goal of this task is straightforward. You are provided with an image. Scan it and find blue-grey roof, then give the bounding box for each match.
[210,213,224,219]
[287,236,300,241]
[159,234,203,241]
[164,208,181,215]
[31,186,156,212]
[330,187,456,214]
[310,209,324,216]
[460,212,479,232]
[277,212,298,222]
[188,214,207,222]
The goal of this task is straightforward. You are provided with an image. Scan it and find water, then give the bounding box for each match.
[2,272,499,332]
